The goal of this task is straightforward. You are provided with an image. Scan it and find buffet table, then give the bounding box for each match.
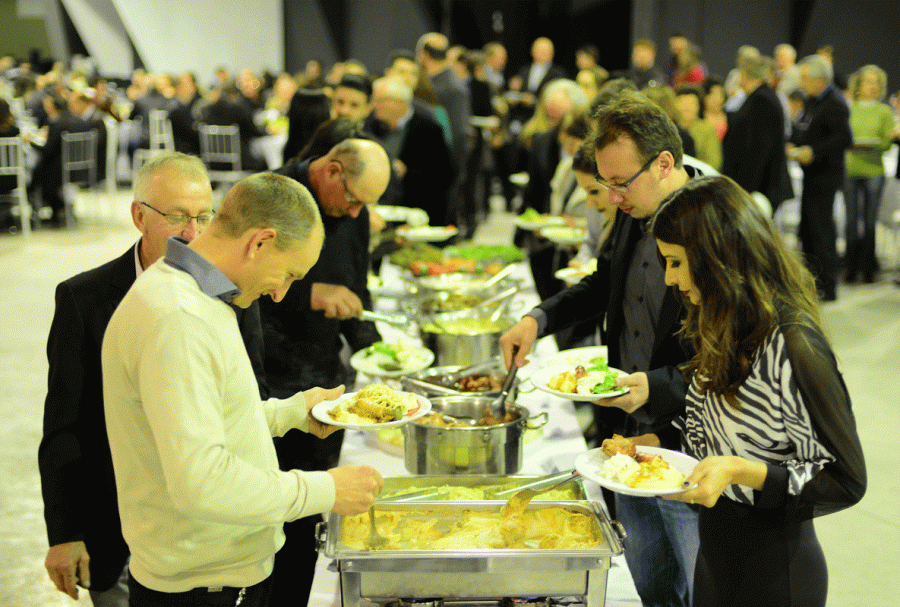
[306,259,641,607]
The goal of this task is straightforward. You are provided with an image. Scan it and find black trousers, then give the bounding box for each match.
[128,573,273,607]
[798,174,841,300]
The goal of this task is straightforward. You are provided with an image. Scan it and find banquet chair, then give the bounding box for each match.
[61,130,99,228]
[199,124,253,191]
[0,136,31,237]
[148,110,175,152]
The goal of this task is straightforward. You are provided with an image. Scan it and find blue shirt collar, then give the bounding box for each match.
[163,237,241,303]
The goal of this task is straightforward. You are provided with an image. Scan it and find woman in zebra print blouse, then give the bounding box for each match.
[635,175,867,607]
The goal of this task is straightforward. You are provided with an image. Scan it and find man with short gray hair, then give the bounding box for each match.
[787,54,853,301]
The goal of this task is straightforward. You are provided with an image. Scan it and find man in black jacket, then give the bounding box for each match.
[365,76,454,225]
[501,90,707,607]
[788,54,853,301]
[39,153,268,605]
[722,54,793,212]
[264,138,390,607]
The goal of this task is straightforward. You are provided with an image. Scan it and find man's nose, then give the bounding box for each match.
[181,219,200,240]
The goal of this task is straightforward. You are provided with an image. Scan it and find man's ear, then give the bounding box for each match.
[245,227,278,259]
[657,150,675,180]
[130,200,147,234]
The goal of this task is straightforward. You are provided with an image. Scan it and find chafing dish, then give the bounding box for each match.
[316,499,625,607]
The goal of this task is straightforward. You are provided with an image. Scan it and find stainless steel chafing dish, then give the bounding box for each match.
[316,500,625,607]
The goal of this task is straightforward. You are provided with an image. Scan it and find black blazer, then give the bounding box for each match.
[789,84,853,186]
[536,209,691,447]
[722,82,794,208]
[517,63,568,96]
[366,109,455,225]
[38,245,269,591]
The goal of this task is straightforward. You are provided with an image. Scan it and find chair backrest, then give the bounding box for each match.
[61,130,99,188]
[199,124,242,172]
[0,136,26,180]
[102,116,120,192]
[148,109,175,151]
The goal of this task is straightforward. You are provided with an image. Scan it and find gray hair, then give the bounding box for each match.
[133,152,209,201]
[739,54,770,81]
[214,172,322,250]
[327,139,365,178]
[543,78,589,111]
[850,64,887,101]
[799,54,833,82]
[373,76,413,103]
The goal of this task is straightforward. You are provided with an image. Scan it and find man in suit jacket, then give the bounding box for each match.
[722,54,793,212]
[501,90,708,607]
[788,54,853,301]
[38,152,266,605]
[203,83,266,172]
[365,76,454,225]
[27,91,91,226]
[517,37,568,110]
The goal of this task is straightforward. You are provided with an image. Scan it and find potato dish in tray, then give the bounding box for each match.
[340,506,604,550]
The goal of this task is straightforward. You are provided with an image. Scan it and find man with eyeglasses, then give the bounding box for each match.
[264,137,390,607]
[38,152,268,606]
[501,90,716,607]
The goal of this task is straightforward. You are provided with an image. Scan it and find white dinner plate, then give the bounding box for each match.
[529,363,629,401]
[554,267,591,284]
[575,446,699,496]
[350,344,435,378]
[396,225,458,242]
[541,345,609,368]
[374,205,410,222]
[514,214,566,231]
[540,226,587,246]
[311,391,432,431]
[414,273,492,293]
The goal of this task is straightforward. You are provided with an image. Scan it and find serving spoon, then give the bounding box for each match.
[500,469,581,518]
[490,345,520,419]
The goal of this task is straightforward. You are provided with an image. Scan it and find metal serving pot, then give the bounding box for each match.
[403,396,548,475]
[418,314,516,367]
[399,362,520,401]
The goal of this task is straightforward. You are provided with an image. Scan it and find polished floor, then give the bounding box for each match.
[1,191,898,607]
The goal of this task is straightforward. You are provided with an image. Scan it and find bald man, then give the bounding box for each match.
[264,138,391,606]
[517,36,568,102]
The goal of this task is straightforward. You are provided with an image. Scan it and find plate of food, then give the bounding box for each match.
[540,226,587,246]
[350,340,435,378]
[575,435,698,496]
[529,361,628,401]
[515,209,566,231]
[311,384,432,430]
[397,225,459,242]
[554,258,597,284]
[540,345,608,368]
[373,205,411,223]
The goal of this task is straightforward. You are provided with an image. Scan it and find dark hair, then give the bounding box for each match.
[336,73,372,100]
[0,98,13,130]
[577,44,600,62]
[298,117,374,162]
[563,111,591,140]
[571,139,597,174]
[386,49,416,71]
[588,77,638,116]
[675,85,704,118]
[593,89,683,168]
[421,42,447,61]
[650,175,822,405]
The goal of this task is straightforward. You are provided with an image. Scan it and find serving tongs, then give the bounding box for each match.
[497,469,581,517]
[376,488,451,503]
[361,310,417,334]
[490,345,520,419]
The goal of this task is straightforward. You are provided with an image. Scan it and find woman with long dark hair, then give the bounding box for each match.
[620,175,866,606]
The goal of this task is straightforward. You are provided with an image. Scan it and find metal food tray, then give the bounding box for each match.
[380,473,588,500]
[316,500,624,606]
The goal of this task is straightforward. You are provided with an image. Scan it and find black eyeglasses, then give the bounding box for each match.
[333,160,363,207]
[140,201,215,227]
[597,153,660,194]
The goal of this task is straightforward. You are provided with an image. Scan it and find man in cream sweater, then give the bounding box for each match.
[102,172,382,606]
